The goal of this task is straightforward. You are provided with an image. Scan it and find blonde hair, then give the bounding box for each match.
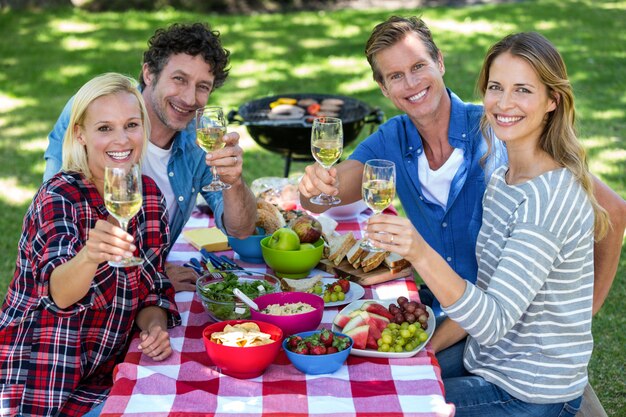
[477,32,609,239]
[61,72,150,180]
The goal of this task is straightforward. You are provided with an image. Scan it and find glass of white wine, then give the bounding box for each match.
[310,116,343,206]
[196,106,230,192]
[360,159,396,252]
[104,164,144,267]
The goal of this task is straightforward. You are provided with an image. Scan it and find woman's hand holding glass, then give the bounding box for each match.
[104,164,144,267]
[310,117,343,205]
[361,159,396,252]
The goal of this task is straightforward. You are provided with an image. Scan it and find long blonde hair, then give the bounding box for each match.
[61,72,150,180]
[477,32,609,239]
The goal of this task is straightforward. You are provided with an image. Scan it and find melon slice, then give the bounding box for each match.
[344,325,370,350]
[341,314,367,333]
[362,302,394,320]
[360,311,390,332]
[333,313,352,329]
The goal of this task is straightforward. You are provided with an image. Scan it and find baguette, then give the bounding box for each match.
[328,232,357,266]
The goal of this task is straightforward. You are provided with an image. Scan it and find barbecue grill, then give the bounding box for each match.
[227,93,384,177]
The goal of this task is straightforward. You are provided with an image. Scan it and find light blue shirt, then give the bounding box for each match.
[349,90,507,312]
[43,96,225,250]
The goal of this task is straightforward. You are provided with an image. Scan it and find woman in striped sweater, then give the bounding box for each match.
[365,32,609,416]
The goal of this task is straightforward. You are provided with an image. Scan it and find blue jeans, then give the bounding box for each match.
[82,401,105,417]
[436,329,582,417]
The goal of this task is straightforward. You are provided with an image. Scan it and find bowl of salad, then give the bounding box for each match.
[196,270,281,322]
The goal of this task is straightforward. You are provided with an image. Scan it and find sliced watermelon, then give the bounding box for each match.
[361,312,390,332]
[341,314,367,333]
[366,333,378,350]
[333,313,352,329]
[344,325,370,350]
[359,300,375,311]
[363,302,394,320]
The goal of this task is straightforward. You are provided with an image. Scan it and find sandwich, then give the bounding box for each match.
[360,250,389,273]
[384,252,410,273]
[346,239,365,269]
[328,232,357,266]
[280,274,322,293]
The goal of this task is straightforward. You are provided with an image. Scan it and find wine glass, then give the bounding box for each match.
[310,116,343,205]
[196,106,231,192]
[104,164,144,267]
[360,159,396,252]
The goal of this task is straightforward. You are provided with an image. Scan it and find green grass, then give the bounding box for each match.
[1,1,624,414]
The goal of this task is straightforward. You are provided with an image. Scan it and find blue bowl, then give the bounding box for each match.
[227,230,268,264]
[282,330,353,375]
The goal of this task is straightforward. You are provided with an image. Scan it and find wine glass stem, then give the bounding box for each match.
[212,165,219,182]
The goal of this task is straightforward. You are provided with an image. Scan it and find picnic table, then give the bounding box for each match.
[100,208,455,417]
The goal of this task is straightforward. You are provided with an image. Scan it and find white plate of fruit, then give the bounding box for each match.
[331,297,435,358]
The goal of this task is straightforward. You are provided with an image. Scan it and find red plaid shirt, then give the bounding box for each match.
[0,172,180,417]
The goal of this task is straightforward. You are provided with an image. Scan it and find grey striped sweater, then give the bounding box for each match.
[444,166,594,404]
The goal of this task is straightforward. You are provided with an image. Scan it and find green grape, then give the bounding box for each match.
[337,292,345,301]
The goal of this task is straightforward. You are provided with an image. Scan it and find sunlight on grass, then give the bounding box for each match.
[339,77,375,95]
[0,95,30,112]
[430,18,508,35]
[591,109,625,120]
[62,37,97,51]
[299,38,336,49]
[0,178,36,205]
[55,64,91,79]
[327,57,367,73]
[53,21,98,33]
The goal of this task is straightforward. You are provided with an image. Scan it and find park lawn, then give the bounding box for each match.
[0,0,624,414]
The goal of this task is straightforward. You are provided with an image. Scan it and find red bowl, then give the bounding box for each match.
[202,319,283,379]
[251,292,324,336]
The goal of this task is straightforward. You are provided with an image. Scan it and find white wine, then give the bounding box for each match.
[362,179,395,213]
[197,127,226,153]
[105,194,143,221]
[312,139,343,168]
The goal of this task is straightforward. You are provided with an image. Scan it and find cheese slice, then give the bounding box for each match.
[182,227,230,252]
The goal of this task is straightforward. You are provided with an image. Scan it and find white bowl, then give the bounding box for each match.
[323,200,369,220]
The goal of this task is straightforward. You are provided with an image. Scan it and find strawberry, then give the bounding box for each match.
[337,278,350,293]
[326,346,339,354]
[310,344,327,355]
[287,335,302,350]
[293,342,309,355]
[318,329,334,347]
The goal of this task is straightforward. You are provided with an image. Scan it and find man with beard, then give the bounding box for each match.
[43,23,257,292]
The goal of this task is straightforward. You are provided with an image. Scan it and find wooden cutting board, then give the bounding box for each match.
[317,258,412,286]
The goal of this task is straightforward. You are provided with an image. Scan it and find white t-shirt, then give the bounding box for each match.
[141,142,176,224]
[417,148,464,209]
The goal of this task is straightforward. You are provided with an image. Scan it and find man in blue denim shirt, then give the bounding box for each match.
[44,23,257,292]
[299,16,625,319]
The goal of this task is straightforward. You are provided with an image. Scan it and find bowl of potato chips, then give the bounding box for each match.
[202,320,283,379]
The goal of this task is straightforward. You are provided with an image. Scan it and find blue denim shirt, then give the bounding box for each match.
[350,90,505,306]
[43,97,225,249]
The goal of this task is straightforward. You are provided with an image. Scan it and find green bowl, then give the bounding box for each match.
[260,236,324,278]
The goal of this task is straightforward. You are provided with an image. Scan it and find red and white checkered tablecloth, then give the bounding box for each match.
[101,209,455,417]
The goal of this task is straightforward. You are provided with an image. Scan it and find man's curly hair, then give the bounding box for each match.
[139,22,230,90]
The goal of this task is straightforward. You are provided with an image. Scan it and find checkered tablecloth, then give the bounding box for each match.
[101,209,455,417]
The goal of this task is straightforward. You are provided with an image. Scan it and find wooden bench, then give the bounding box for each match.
[576,383,607,417]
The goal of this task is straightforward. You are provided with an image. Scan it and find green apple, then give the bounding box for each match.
[299,243,316,250]
[268,227,301,251]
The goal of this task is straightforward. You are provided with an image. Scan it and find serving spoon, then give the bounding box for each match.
[233,288,260,312]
